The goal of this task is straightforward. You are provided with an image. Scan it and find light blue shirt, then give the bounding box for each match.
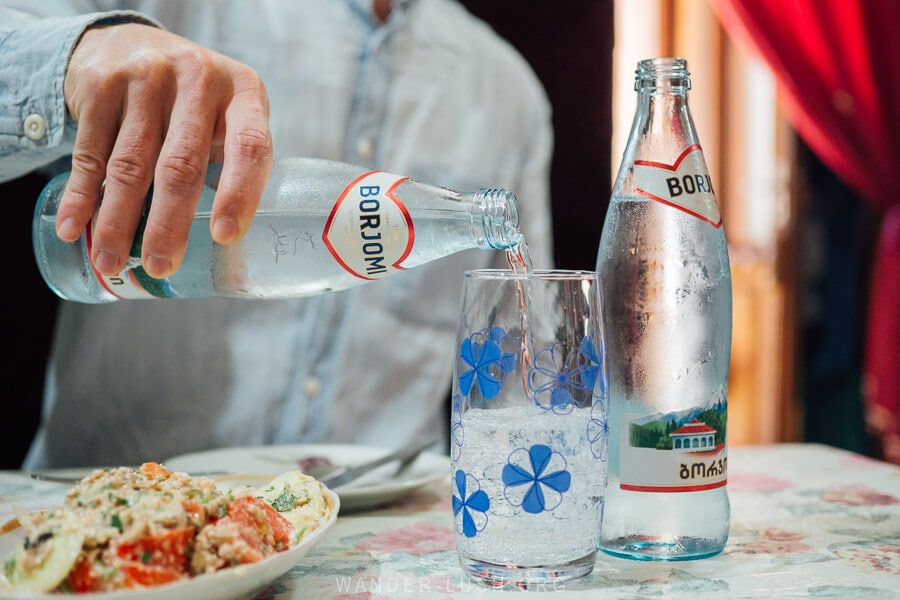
[0,0,554,468]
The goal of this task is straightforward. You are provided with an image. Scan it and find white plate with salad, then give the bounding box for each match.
[0,463,338,599]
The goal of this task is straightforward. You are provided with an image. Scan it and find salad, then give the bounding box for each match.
[0,462,330,594]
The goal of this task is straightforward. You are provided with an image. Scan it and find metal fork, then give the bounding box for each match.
[28,469,228,484]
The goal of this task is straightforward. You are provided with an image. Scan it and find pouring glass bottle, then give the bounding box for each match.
[33,157,522,303]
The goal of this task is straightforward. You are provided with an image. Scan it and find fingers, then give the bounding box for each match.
[60,24,273,280]
[139,62,271,277]
[210,72,272,246]
[141,58,219,277]
[55,81,120,245]
[88,84,165,275]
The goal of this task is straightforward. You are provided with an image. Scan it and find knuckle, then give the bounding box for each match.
[74,62,117,92]
[106,154,153,189]
[230,125,273,163]
[177,45,212,70]
[175,47,218,86]
[69,150,107,180]
[157,150,205,189]
[126,53,167,88]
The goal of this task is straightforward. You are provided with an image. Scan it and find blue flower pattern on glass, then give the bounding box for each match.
[502,444,571,514]
[458,326,517,403]
[454,320,607,536]
[587,401,610,462]
[450,394,464,462]
[528,340,596,413]
[452,470,490,538]
[578,336,606,396]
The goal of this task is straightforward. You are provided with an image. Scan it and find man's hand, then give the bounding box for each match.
[59,23,272,278]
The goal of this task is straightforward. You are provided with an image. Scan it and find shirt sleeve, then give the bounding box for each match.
[0,9,161,183]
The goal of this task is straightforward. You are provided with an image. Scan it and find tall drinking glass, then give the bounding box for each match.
[450,269,609,588]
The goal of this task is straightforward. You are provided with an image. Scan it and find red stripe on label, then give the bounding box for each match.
[387,177,414,268]
[635,188,723,229]
[633,144,702,171]
[620,479,727,493]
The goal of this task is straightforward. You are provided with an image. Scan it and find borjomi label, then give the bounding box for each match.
[633,144,721,228]
[322,171,413,280]
[619,389,728,493]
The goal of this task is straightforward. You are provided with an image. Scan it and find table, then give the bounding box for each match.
[2,443,899,599]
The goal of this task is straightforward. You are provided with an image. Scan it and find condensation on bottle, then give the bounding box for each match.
[33,157,522,303]
[595,57,732,560]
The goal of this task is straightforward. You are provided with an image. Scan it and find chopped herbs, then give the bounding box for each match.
[108,492,129,506]
[271,487,298,512]
[3,556,15,578]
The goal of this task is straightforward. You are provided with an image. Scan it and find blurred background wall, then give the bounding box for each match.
[466,0,893,460]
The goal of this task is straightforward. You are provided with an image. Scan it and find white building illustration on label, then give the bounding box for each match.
[620,391,728,492]
[669,419,717,452]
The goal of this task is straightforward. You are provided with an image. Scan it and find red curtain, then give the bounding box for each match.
[711,0,900,462]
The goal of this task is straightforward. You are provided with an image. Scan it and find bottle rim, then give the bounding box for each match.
[476,188,523,250]
[635,57,691,92]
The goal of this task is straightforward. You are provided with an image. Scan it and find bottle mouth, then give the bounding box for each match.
[477,188,523,250]
[635,57,691,92]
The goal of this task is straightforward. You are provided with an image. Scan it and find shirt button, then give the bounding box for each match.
[24,113,47,141]
[302,376,322,397]
[356,137,374,160]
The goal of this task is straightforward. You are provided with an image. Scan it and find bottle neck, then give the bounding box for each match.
[611,58,721,227]
[626,57,698,161]
[472,188,522,250]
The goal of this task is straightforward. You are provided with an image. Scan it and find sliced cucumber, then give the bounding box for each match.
[3,511,85,593]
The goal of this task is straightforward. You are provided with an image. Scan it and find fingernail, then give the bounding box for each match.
[144,254,172,278]
[212,217,239,244]
[94,250,121,274]
[56,217,82,241]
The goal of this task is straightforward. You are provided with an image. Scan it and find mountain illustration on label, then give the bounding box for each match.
[628,388,727,452]
[634,144,722,228]
[618,389,728,493]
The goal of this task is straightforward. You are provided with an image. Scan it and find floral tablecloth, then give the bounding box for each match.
[2,443,899,599]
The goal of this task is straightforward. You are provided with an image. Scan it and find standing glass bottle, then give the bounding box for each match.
[595,58,731,560]
[33,157,522,303]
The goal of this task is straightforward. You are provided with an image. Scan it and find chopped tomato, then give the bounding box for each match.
[230,496,294,548]
[139,462,173,479]
[119,561,182,588]
[66,555,102,593]
[182,500,207,525]
[115,526,194,573]
[222,496,294,562]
